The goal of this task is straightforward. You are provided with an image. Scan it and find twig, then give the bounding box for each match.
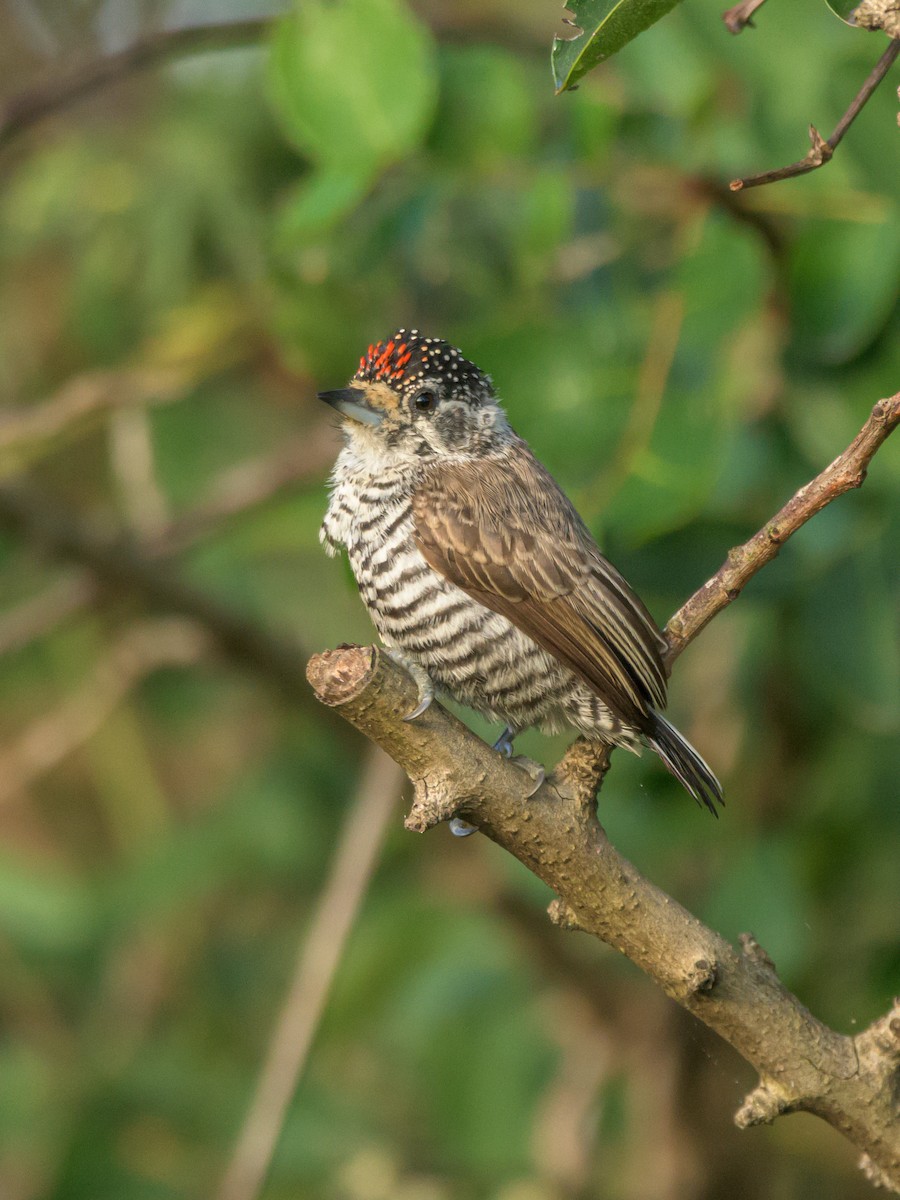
[0,366,188,468]
[690,176,786,263]
[306,388,900,1190]
[0,18,271,152]
[108,406,170,540]
[216,747,404,1200]
[150,427,338,557]
[730,39,900,191]
[0,425,338,662]
[580,289,685,517]
[0,9,547,159]
[664,392,900,661]
[0,572,96,658]
[0,618,207,805]
[0,484,316,709]
[722,0,770,33]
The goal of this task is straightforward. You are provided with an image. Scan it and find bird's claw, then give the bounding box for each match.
[384,651,435,722]
[510,755,545,798]
[403,690,434,722]
[491,725,517,757]
[448,818,478,838]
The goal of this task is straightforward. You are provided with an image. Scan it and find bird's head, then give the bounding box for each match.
[318,330,510,461]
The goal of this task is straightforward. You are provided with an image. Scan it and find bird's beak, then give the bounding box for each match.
[317,387,383,426]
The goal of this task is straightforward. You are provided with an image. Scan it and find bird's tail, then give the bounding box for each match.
[647,713,723,817]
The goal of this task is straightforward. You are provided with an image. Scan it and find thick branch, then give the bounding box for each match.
[308,391,900,1186]
[308,646,900,1188]
[730,39,900,191]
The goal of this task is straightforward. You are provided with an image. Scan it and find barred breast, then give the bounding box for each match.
[321,454,625,742]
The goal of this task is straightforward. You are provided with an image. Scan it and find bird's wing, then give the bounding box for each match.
[412,441,668,728]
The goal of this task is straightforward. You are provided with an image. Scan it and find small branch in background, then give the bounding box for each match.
[690,177,786,264]
[730,39,900,191]
[108,407,170,541]
[580,288,685,517]
[722,0,771,33]
[664,392,900,662]
[0,18,272,152]
[0,366,188,471]
[0,618,207,806]
[0,484,316,710]
[152,427,338,557]
[0,572,96,658]
[0,424,338,665]
[216,746,404,1200]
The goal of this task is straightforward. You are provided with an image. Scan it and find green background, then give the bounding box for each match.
[0,1,898,1197]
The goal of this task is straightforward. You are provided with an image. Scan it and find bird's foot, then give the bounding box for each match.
[384,650,435,721]
[491,725,517,757]
[510,755,545,798]
[448,818,479,838]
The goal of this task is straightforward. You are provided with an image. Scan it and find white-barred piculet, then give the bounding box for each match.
[319,330,723,821]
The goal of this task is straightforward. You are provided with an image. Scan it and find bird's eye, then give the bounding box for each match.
[414,389,437,413]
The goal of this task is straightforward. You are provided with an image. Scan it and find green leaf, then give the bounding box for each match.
[431,47,536,168]
[551,0,686,93]
[268,0,437,171]
[787,215,900,363]
[277,165,375,242]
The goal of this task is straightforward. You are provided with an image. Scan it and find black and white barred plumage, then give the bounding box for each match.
[319,330,723,813]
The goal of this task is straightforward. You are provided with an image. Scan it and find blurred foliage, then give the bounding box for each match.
[0,1,898,1198]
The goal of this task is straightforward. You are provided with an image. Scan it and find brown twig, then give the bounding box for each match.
[0,425,338,663]
[216,747,404,1200]
[580,288,685,517]
[149,427,338,557]
[306,389,900,1190]
[0,484,315,709]
[0,366,189,470]
[0,618,207,806]
[0,18,271,152]
[108,406,170,540]
[730,39,900,191]
[0,573,96,658]
[664,392,900,662]
[722,0,770,34]
[689,176,786,263]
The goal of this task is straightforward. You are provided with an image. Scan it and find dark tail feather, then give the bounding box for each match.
[647,713,724,817]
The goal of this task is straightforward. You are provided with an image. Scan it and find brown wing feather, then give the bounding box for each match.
[412,440,669,729]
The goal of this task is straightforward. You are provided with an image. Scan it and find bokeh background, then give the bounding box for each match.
[0,1,898,1198]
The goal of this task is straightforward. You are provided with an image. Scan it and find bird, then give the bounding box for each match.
[319,329,723,828]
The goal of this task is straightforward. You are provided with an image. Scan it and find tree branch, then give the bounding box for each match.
[730,38,900,191]
[306,390,900,1189]
[0,483,316,711]
[0,18,271,152]
[0,618,207,806]
[216,747,404,1200]
[665,392,900,662]
[0,366,190,472]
